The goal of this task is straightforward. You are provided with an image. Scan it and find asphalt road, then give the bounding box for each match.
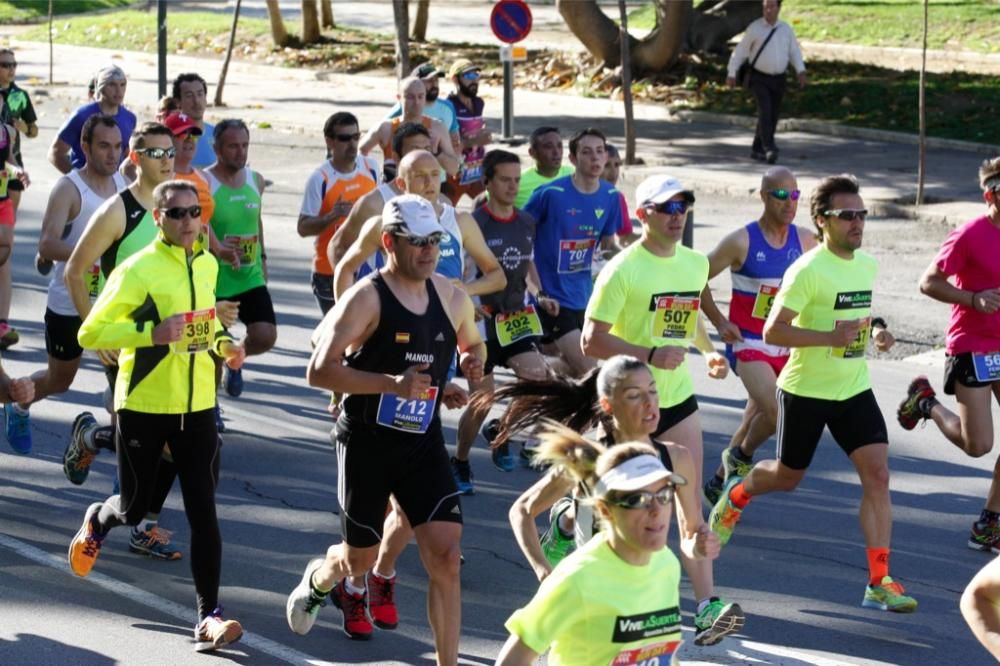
[0,109,997,666]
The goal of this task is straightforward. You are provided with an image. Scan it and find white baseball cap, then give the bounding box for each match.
[635,174,695,209]
[382,194,445,238]
[595,453,687,496]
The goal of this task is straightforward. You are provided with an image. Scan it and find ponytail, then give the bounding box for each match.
[531,420,606,486]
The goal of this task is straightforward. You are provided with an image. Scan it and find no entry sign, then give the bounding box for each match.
[491,0,533,44]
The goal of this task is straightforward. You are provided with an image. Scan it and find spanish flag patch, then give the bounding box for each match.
[395,332,411,344]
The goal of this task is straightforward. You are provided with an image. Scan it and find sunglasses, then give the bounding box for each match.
[333,132,361,142]
[394,231,443,247]
[159,205,202,220]
[649,200,690,216]
[768,188,801,201]
[609,485,675,510]
[0,62,16,70]
[135,146,176,159]
[824,208,868,221]
[460,70,480,82]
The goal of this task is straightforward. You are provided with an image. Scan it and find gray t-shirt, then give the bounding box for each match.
[473,205,536,314]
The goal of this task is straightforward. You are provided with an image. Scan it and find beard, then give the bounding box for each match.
[425,87,439,102]
[458,81,478,98]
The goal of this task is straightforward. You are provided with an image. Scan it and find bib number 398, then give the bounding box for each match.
[172,308,216,354]
[495,305,543,347]
[972,351,1000,383]
[376,386,439,434]
[651,296,700,340]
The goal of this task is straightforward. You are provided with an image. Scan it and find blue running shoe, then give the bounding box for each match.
[451,456,474,495]
[214,404,226,433]
[223,366,243,398]
[4,402,31,454]
[482,419,515,472]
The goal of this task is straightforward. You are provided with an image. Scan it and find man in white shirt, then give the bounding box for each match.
[726,0,807,164]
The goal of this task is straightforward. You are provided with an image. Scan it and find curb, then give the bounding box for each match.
[672,110,1000,156]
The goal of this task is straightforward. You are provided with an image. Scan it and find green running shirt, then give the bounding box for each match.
[207,167,265,298]
[98,188,157,294]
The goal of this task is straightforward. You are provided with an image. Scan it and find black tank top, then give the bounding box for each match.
[342,271,457,436]
[101,188,152,279]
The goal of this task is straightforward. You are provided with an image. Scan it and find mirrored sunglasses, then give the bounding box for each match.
[609,485,675,510]
[768,188,801,201]
[824,208,868,221]
[160,205,202,220]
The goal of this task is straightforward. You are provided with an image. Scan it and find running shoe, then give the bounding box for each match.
[709,476,744,546]
[703,475,724,507]
[862,576,918,613]
[897,376,935,430]
[194,607,243,652]
[330,579,373,640]
[694,598,745,646]
[0,321,19,350]
[482,418,515,472]
[223,366,243,398]
[451,456,474,495]
[129,524,183,560]
[366,571,399,629]
[968,521,1000,554]
[286,558,327,635]
[64,411,98,485]
[721,446,753,483]
[214,404,226,434]
[4,402,31,454]
[69,502,105,577]
[540,498,575,566]
[35,252,54,276]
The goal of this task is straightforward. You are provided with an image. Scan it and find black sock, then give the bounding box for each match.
[732,446,753,463]
[918,395,938,418]
[980,509,1000,525]
[93,426,115,451]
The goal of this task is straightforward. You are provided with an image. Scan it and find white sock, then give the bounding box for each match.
[344,578,366,596]
[372,569,396,580]
[12,403,28,416]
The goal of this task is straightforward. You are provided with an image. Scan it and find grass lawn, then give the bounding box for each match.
[631,0,1000,54]
[0,0,134,24]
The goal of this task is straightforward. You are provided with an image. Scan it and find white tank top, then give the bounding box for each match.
[47,170,127,316]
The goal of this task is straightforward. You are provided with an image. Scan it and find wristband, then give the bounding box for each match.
[536,291,549,300]
[971,290,979,311]
[870,317,887,332]
[647,347,656,363]
[261,252,268,260]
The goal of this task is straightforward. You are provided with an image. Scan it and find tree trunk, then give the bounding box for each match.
[302,0,321,44]
[686,0,762,54]
[411,0,430,42]
[215,0,241,107]
[264,0,290,47]
[320,0,335,29]
[618,0,636,165]
[916,0,928,206]
[393,0,410,80]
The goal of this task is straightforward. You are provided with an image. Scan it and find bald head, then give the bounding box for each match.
[399,149,438,176]
[761,166,795,192]
[400,76,425,95]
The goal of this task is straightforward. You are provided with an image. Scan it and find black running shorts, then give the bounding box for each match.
[538,306,585,343]
[776,388,888,470]
[944,352,997,395]
[44,308,83,361]
[332,421,463,549]
[218,285,276,326]
[653,395,699,438]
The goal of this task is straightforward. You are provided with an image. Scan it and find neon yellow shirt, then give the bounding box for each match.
[587,243,709,408]
[514,164,573,209]
[505,532,682,666]
[774,245,877,400]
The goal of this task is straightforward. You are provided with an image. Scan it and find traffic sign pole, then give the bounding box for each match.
[502,58,514,139]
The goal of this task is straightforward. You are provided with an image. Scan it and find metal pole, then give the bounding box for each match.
[502,60,514,139]
[157,0,167,98]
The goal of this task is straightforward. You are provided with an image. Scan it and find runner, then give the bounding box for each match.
[524,127,623,377]
[514,126,573,209]
[298,111,378,315]
[360,77,458,181]
[581,174,741,644]
[163,111,215,227]
[602,143,635,245]
[0,47,38,216]
[385,62,460,151]
[17,115,125,462]
[68,180,247,652]
[286,194,485,666]
[172,72,216,168]
[897,156,1000,553]
[450,149,549,488]
[444,58,490,205]
[700,166,817,504]
[63,121,193,560]
[709,174,918,613]
[205,119,277,398]
[49,65,135,173]
[497,426,686,666]
[0,92,28,351]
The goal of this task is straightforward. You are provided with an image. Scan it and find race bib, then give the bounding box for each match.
[225,233,258,267]
[751,284,780,320]
[651,296,700,340]
[376,386,439,434]
[0,170,8,198]
[558,238,596,274]
[171,308,216,354]
[494,305,543,347]
[86,263,102,299]
[459,161,483,186]
[610,639,681,666]
[972,351,1000,383]
[830,317,871,359]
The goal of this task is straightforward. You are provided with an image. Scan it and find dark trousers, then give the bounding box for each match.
[749,70,786,154]
[97,408,221,619]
